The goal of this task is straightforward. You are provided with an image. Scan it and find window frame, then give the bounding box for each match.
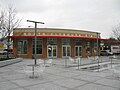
[32,38,43,54]
[17,39,27,54]
[86,40,91,54]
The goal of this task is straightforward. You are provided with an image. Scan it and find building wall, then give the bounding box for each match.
[70,39,74,58]
[82,40,86,57]
[12,28,102,58]
[42,38,47,58]
[57,38,62,58]
[13,39,17,57]
[13,38,100,58]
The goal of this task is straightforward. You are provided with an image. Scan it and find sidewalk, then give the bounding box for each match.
[0,58,120,90]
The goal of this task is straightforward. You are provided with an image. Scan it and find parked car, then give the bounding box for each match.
[0,49,13,55]
[111,45,120,55]
[4,49,13,54]
[0,49,7,55]
[100,50,113,56]
[107,50,113,55]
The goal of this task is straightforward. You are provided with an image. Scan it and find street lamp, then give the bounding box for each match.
[96,33,99,56]
[96,33,99,71]
[27,20,45,65]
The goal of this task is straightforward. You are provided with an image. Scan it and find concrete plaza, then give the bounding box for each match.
[0,57,120,90]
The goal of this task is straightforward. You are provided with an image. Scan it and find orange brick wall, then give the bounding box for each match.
[57,38,62,58]
[13,38,100,58]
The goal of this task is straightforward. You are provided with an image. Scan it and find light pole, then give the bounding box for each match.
[27,20,44,65]
[96,33,99,71]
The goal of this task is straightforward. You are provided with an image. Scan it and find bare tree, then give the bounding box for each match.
[0,6,21,58]
[0,11,6,40]
[112,23,120,41]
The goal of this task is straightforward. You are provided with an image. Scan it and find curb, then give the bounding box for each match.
[0,58,23,67]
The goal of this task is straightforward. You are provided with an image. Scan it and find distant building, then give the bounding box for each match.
[8,28,107,58]
[103,38,120,54]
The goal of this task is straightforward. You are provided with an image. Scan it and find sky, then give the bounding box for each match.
[0,0,120,38]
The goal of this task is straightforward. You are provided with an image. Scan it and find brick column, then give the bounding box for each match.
[82,39,86,58]
[57,38,62,58]
[27,39,32,58]
[13,39,18,57]
[43,38,47,58]
[70,39,75,58]
[91,41,94,56]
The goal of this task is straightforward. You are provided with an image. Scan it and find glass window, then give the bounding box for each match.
[86,40,91,54]
[47,38,57,45]
[62,38,70,45]
[94,41,97,47]
[32,38,42,54]
[18,40,27,54]
[74,39,82,45]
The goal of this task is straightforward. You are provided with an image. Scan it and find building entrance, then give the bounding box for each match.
[47,45,57,58]
[75,46,82,57]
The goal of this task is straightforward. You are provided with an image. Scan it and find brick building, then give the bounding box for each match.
[8,28,107,58]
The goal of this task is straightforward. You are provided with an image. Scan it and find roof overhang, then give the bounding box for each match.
[8,36,108,41]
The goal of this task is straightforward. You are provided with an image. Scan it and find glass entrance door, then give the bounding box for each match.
[75,46,82,57]
[47,45,57,58]
[62,45,71,57]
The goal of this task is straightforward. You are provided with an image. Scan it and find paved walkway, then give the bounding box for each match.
[0,57,120,90]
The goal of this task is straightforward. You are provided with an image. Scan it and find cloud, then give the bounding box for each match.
[0,0,120,38]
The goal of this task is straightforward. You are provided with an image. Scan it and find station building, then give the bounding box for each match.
[8,28,107,58]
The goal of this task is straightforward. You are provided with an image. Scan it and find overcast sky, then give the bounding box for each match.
[0,0,120,38]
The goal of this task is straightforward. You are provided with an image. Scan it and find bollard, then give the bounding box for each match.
[64,57,67,68]
[78,57,80,70]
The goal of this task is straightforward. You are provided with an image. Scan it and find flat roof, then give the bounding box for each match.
[14,28,100,34]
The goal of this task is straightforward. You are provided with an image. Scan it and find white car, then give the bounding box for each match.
[0,50,7,55]
[100,50,113,56]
